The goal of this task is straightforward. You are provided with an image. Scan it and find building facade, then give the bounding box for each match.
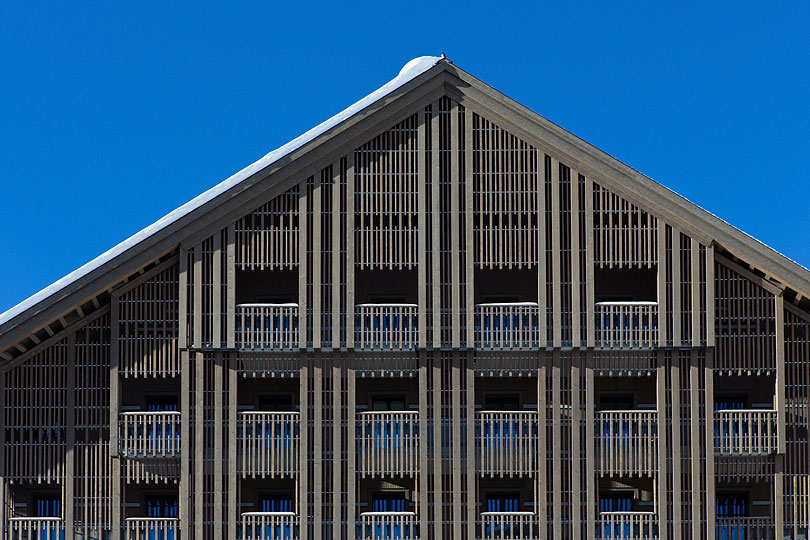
[1,56,809,540]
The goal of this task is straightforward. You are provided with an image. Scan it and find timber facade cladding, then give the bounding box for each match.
[0,57,809,540]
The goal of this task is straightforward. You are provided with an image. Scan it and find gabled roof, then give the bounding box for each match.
[1,55,809,356]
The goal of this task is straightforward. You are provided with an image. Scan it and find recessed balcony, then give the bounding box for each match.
[119,411,181,459]
[238,411,300,478]
[354,304,418,351]
[595,410,658,477]
[356,410,419,477]
[240,511,298,540]
[7,517,63,540]
[595,302,658,349]
[476,410,539,477]
[714,517,774,540]
[357,512,418,540]
[124,517,179,540]
[478,512,539,540]
[596,512,657,540]
[474,303,540,350]
[714,409,777,456]
[236,303,299,351]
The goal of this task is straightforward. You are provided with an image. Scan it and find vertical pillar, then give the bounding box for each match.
[464,109,475,348]
[775,293,786,536]
[450,103,461,349]
[418,112,427,349]
[110,294,121,540]
[213,353,223,540]
[571,352,581,540]
[346,157,356,349]
[313,356,323,538]
[227,357,237,540]
[312,176,322,349]
[571,170,581,349]
[584,176,595,348]
[432,353,442,539]
[656,351,668,540]
[226,225,236,350]
[347,362,356,540]
[551,351,562,535]
[671,354,681,539]
[332,358,342,540]
[690,351,700,539]
[584,352,596,537]
[537,153,547,348]
[550,160,561,348]
[299,360,309,540]
[537,357,547,538]
[418,352,429,536]
[194,352,204,540]
[705,349,715,536]
[180,350,191,537]
[465,355,476,539]
[431,103,441,349]
[299,183,309,350]
[65,332,76,539]
[451,353,462,538]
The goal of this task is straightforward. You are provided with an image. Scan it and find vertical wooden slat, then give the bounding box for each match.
[195,352,204,540]
[550,158,562,348]
[418,351,429,537]
[465,356,475,539]
[346,156,356,349]
[657,224,668,347]
[451,353,462,538]
[214,353,223,540]
[657,351,668,540]
[228,357,237,540]
[431,103,441,349]
[585,352,596,537]
[313,175,322,349]
[538,357,547,537]
[332,360,342,540]
[331,163,341,348]
[551,351,562,535]
[180,349,190,537]
[584,176,595,348]
[571,170,581,349]
[433,355,442,539]
[690,351,700,539]
[313,358,322,535]
[671,354,682,539]
[418,112,427,349]
[65,332,75,540]
[226,225,236,349]
[299,360,309,540]
[706,245,716,347]
[571,352,581,540]
[464,110,475,348]
[691,238,700,348]
[705,349,715,536]
[213,232,222,349]
[193,246,202,350]
[672,229,682,348]
[450,103,461,349]
[347,363,356,540]
[299,183,309,350]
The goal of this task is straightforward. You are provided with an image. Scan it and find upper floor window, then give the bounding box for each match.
[716,493,748,517]
[484,491,520,513]
[371,395,406,411]
[236,268,298,304]
[32,495,60,517]
[146,396,179,413]
[372,491,408,513]
[598,393,634,411]
[599,491,634,513]
[484,393,520,411]
[259,394,294,412]
[594,267,657,303]
[475,268,537,304]
[146,495,178,518]
[259,492,294,513]
[355,268,417,305]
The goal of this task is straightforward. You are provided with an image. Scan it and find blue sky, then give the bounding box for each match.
[1,2,808,313]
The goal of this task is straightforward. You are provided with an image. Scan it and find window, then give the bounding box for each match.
[714,395,746,411]
[372,492,408,513]
[259,394,294,412]
[484,491,520,513]
[236,268,298,305]
[600,491,633,513]
[474,268,538,304]
[598,393,634,411]
[716,493,748,517]
[32,495,60,517]
[371,395,406,411]
[594,267,657,303]
[259,493,294,513]
[145,495,178,518]
[355,269,417,305]
[484,394,520,411]
[146,396,179,412]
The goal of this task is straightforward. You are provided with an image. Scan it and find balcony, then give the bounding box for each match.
[241,512,298,540]
[479,512,540,540]
[355,304,417,351]
[715,517,774,540]
[595,411,658,477]
[236,304,299,350]
[358,512,418,540]
[597,512,657,540]
[238,412,299,478]
[714,409,778,456]
[124,517,179,540]
[595,302,658,349]
[119,411,181,459]
[7,517,63,540]
[356,411,419,477]
[476,411,539,477]
[474,303,540,350]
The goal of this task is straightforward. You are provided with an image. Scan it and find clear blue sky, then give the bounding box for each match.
[1,2,808,313]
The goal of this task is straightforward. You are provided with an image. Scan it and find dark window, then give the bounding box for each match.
[598,394,634,411]
[372,492,408,513]
[714,395,746,410]
[355,269,417,304]
[485,492,520,513]
[32,495,61,517]
[146,396,179,412]
[716,493,748,517]
[371,395,406,411]
[259,394,294,412]
[259,493,294,513]
[485,394,520,411]
[146,495,178,518]
[600,491,633,513]
[474,268,537,304]
[236,268,298,304]
[594,267,657,303]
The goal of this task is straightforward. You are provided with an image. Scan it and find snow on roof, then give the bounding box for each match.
[0,56,443,328]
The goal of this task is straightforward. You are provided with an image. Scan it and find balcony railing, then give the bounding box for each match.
[595,410,658,477]
[595,302,658,349]
[715,517,774,540]
[597,512,657,540]
[356,411,419,477]
[7,517,63,540]
[474,303,540,350]
[479,512,539,540]
[119,411,181,459]
[714,409,778,456]
[355,304,417,350]
[124,518,179,540]
[476,411,539,477]
[236,304,299,350]
[241,512,298,540]
[238,411,299,478]
[358,512,418,540]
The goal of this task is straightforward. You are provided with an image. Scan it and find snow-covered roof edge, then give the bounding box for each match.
[0,56,443,327]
